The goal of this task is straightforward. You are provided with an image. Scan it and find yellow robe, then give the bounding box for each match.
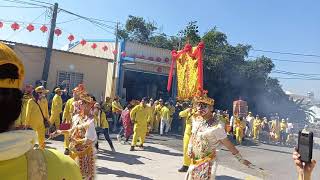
[169,105,175,126]
[50,94,62,129]
[0,130,81,180]
[153,104,163,132]
[130,104,150,146]
[235,118,246,144]
[112,101,123,113]
[62,98,75,148]
[253,118,261,140]
[94,111,109,129]
[271,120,281,141]
[62,98,74,123]
[25,99,45,149]
[147,104,155,132]
[14,94,32,128]
[38,97,49,119]
[179,108,193,166]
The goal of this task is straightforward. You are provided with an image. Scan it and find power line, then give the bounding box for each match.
[5,9,47,40]
[204,48,320,65]
[0,5,43,8]
[56,17,81,24]
[0,0,49,8]
[272,77,320,81]
[59,8,117,29]
[28,0,53,6]
[252,48,320,58]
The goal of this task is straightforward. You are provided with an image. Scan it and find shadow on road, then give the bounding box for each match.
[144,146,182,157]
[97,149,147,165]
[216,175,241,180]
[96,166,153,180]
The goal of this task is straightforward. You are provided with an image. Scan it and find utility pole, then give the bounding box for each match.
[111,22,119,98]
[41,3,58,87]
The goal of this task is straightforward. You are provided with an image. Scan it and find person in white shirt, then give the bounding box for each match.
[246,112,254,137]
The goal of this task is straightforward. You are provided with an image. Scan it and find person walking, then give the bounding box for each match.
[160,102,171,136]
[50,88,63,129]
[117,103,134,144]
[130,98,150,151]
[112,96,123,132]
[93,101,115,152]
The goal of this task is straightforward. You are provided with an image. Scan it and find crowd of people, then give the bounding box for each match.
[220,112,296,147]
[0,42,317,180]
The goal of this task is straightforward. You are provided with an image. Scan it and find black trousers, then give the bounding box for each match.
[96,128,114,149]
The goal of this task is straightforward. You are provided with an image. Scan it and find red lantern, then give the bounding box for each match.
[11,22,20,31]
[157,67,162,73]
[80,39,86,46]
[112,49,117,55]
[102,45,108,51]
[26,24,35,32]
[40,25,48,33]
[68,34,75,42]
[0,22,3,28]
[91,43,97,49]
[164,57,170,63]
[121,51,126,57]
[54,28,62,36]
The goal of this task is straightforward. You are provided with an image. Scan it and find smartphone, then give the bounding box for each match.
[298,130,313,163]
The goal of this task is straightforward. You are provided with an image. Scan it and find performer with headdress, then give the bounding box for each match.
[55,85,97,180]
[185,91,252,180]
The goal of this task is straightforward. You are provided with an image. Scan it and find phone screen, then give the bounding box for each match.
[299,132,312,162]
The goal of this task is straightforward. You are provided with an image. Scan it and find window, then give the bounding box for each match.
[57,71,84,94]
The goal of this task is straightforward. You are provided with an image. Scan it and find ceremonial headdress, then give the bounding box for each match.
[193,89,214,106]
[0,43,25,89]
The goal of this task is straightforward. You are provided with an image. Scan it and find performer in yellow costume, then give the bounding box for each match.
[235,117,246,144]
[35,86,49,121]
[0,42,82,180]
[153,99,163,133]
[14,84,33,128]
[25,86,49,149]
[252,115,262,141]
[168,102,175,130]
[178,104,193,172]
[147,98,155,134]
[62,86,80,155]
[50,87,63,129]
[130,97,150,151]
[280,119,288,145]
[270,118,280,143]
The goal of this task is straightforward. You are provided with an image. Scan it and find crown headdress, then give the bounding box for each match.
[193,89,214,106]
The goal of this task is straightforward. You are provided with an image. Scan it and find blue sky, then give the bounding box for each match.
[0,0,319,96]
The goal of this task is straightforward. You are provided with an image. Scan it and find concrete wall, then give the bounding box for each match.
[12,43,110,100]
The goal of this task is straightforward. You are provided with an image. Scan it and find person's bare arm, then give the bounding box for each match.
[220,138,251,166]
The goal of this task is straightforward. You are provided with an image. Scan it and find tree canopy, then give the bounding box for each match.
[118,15,307,123]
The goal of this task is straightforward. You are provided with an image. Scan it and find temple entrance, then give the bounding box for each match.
[123,70,170,102]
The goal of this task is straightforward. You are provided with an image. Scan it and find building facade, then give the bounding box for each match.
[70,40,176,101]
[2,41,113,101]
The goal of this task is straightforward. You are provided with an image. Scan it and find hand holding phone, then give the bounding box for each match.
[298,130,313,163]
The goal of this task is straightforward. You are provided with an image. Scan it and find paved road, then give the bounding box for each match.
[47,133,319,180]
[139,133,320,180]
